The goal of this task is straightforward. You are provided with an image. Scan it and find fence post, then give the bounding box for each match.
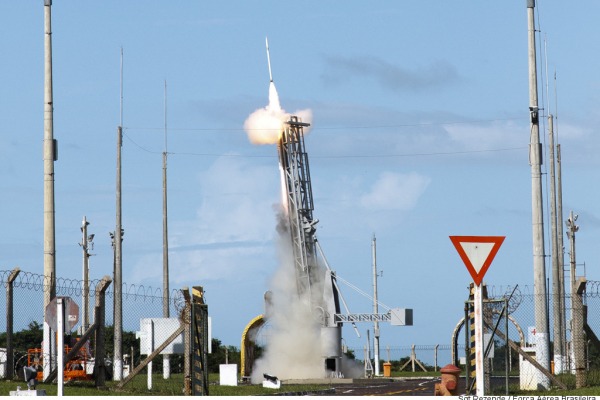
[573,278,587,388]
[192,286,209,396]
[182,288,192,396]
[6,267,21,380]
[93,276,112,388]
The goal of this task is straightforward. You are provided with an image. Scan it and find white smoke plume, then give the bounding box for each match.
[249,210,364,382]
[250,210,325,383]
[246,79,364,382]
[244,82,312,145]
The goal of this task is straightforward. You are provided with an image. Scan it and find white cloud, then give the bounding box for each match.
[360,171,430,211]
[129,155,281,285]
[444,120,523,151]
[194,155,279,243]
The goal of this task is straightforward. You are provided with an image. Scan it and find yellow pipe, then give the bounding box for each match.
[240,314,265,378]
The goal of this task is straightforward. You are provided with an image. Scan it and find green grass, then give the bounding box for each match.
[0,373,335,396]
[3,371,600,396]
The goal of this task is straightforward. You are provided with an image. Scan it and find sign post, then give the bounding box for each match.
[45,296,79,397]
[57,298,64,397]
[450,236,504,396]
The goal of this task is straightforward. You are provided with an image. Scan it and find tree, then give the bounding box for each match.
[0,321,44,372]
[207,338,242,373]
[2,321,44,352]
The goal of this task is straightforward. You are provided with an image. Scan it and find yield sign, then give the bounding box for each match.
[450,236,505,286]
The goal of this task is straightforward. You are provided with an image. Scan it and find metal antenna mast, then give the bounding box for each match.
[556,142,567,363]
[42,0,57,380]
[553,70,568,375]
[548,115,565,373]
[526,0,550,389]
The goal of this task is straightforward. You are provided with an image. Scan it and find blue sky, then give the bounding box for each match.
[2,1,600,353]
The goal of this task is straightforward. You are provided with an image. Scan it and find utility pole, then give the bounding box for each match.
[556,143,567,367]
[80,216,94,334]
[566,211,585,387]
[42,0,57,381]
[371,234,380,376]
[526,0,550,389]
[364,330,373,378]
[548,115,565,373]
[162,80,171,379]
[114,48,124,381]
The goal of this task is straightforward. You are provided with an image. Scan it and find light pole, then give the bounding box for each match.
[80,217,94,334]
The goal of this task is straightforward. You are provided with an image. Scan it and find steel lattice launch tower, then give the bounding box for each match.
[277,116,343,374]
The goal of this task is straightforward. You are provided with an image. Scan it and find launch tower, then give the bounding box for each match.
[277,116,343,374]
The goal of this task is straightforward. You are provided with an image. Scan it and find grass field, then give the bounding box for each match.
[0,373,335,396]
[2,372,600,396]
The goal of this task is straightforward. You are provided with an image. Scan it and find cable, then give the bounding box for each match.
[124,116,525,134]
[122,128,526,159]
[335,274,392,312]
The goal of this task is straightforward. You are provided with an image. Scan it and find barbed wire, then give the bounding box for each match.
[348,344,464,352]
[585,280,600,297]
[0,269,185,307]
[486,284,533,298]
[488,281,600,298]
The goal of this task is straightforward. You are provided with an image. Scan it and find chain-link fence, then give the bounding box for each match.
[2,270,600,394]
[0,268,192,394]
[349,283,600,394]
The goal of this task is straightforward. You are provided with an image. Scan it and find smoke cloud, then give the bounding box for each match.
[250,209,325,383]
[246,80,364,382]
[244,82,312,145]
[249,210,364,382]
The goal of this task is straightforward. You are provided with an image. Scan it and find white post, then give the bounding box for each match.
[474,285,485,396]
[81,217,90,334]
[57,298,64,397]
[147,320,154,390]
[372,234,380,376]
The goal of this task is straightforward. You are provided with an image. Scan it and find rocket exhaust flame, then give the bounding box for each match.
[243,39,312,145]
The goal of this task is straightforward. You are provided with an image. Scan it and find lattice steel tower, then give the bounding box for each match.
[277,116,342,373]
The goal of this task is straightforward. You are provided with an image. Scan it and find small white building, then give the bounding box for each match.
[0,348,7,378]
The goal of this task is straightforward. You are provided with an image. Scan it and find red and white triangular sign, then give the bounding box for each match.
[449,236,505,286]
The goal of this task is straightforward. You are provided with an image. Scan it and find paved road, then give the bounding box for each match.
[328,378,439,396]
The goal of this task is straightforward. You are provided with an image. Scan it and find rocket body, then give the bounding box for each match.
[266,37,273,82]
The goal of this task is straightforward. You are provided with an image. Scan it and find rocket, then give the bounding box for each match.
[266,37,273,83]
